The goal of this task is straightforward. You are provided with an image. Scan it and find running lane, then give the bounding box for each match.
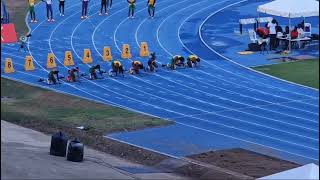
[1,0,318,164]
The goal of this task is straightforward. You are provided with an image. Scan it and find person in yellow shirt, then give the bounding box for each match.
[187,55,200,68]
[147,0,156,18]
[28,0,37,23]
[109,60,124,77]
[129,61,145,75]
[127,0,136,18]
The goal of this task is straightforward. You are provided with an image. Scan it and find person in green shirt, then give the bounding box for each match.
[127,0,136,18]
[168,55,185,70]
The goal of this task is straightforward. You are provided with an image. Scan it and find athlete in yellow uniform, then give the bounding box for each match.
[109,60,124,76]
[130,61,145,74]
[187,55,200,68]
[147,0,156,18]
[28,0,37,23]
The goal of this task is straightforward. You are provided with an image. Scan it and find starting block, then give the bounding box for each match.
[103,46,112,61]
[47,53,57,69]
[4,58,14,73]
[64,51,75,66]
[83,49,93,64]
[139,42,150,57]
[121,44,132,59]
[24,55,35,71]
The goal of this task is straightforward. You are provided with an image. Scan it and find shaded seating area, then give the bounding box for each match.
[256,0,319,52]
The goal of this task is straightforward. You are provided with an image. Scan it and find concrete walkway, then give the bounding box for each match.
[1,120,185,180]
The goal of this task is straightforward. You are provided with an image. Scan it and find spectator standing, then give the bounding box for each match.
[81,0,90,19]
[147,0,156,18]
[42,0,54,22]
[99,0,108,15]
[28,0,37,22]
[267,19,277,50]
[127,0,136,19]
[58,0,65,16]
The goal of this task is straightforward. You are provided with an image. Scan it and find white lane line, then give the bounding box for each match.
[42,0,320,158]
[174,0,319,109]
[197,0,319,94]
[108,0,320,139]
[2,64,319,161]
[152,4,320,123]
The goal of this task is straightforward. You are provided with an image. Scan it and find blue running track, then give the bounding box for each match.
[1,0,319,164]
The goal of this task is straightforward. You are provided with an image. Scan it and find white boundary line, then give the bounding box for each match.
[2,69,319,161]
[15,0,320,162]
[145,0,320,121]
[197,0,319,92]
[3,56,318,143]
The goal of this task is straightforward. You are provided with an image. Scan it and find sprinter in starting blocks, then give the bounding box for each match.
[66,67,81,82]
[129,60,145,75]
[109,60,124,77]
[89,64,106,80]
[162,55,185,70]
[147,52,158,72]
[187,55,201,68]
[38,70,63,85]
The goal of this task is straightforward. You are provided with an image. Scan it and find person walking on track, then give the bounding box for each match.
[127,0,136,19]
[58,0,65,16]
[42,0,54,22]
[99,0,108,15]
[28,0,37,23]
[81,0,90,19]
[147,0,156,18]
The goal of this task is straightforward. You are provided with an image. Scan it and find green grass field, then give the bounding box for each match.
[1,78,172,134]
[253,59,319,89]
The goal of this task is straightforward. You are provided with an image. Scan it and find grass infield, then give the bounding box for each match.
[1,78,172,134]
[252,59,319,89]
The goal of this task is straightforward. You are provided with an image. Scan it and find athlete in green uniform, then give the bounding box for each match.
[127,0,136,18]
[89,65,101,80]
[168,55,185,70]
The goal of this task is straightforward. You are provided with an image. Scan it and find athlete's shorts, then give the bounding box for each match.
[148,4,155,9]
[129,4,135,10]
